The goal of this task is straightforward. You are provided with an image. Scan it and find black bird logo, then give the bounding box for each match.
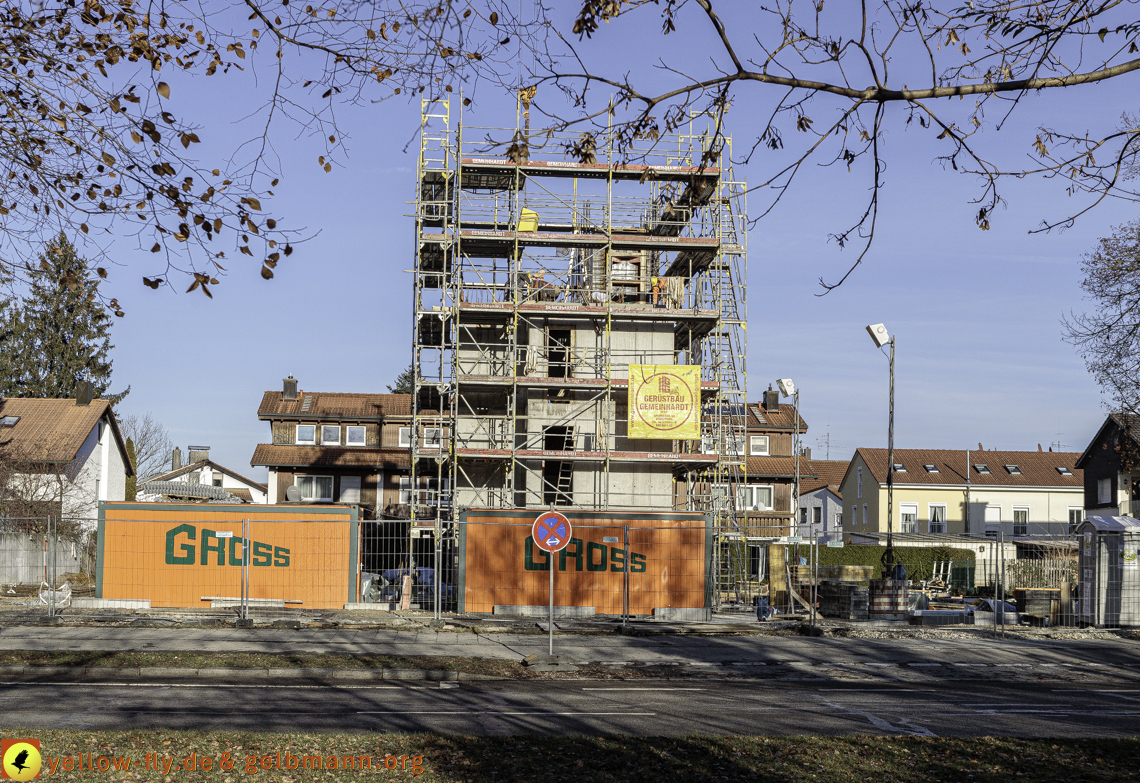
[9,748,29,774]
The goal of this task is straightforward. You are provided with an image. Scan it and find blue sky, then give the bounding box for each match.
[98,3,1136,479]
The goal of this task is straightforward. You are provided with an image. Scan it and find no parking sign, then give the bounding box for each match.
[532,511,572,552]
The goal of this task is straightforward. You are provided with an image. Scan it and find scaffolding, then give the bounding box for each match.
[410,97,748,603]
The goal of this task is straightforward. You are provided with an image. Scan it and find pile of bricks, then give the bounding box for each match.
[818,580,869,621]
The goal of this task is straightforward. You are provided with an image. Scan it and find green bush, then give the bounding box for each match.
[794,545,976,581]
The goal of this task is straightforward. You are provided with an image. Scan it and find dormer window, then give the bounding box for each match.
[296,424,316,445]
[1056,466,1073,476]
[1004,464,1021,475]
[924,464,939,473]
[974,463,991,475]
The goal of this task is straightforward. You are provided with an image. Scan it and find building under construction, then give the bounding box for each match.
[409,98,748,589]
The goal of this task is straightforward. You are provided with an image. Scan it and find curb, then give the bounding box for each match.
[0,665,503,682]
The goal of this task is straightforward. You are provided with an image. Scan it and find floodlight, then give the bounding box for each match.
[866,323,891,348]
[776,378,795,397]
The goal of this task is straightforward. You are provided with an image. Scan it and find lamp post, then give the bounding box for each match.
[866,323,897,579]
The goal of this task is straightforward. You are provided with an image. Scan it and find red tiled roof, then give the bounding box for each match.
[0,398,133,475]
[747,456,817,480]
[853,448,1082,488]
[746,402,808,431]
[258,391,411,420]
[800,459,849,496]
[250,444,410,469]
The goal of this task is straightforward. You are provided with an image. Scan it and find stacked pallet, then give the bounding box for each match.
[819,580,869,621]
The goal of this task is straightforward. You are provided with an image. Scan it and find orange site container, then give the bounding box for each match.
[458,508,710,615]
[97,502,359,609]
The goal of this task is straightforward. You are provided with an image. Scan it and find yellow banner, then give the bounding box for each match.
[628,364,701,440]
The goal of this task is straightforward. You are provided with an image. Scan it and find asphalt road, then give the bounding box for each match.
[3,679,1139,737]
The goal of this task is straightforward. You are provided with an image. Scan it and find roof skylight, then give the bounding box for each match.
[1056,466,1073,476]
[1005,464,1022,475]
[974,463,991,475]
[924,464,939,473]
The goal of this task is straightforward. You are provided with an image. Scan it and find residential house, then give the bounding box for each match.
[841,448,1083,539]
[249,377,413,519]
[1076,413,1140,517]
[741,387,811,536]
[140,446,268,504]
[0,394,133,523]
[798,459,849,541]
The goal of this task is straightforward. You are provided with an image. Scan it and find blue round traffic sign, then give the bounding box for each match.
[532,511,572,552]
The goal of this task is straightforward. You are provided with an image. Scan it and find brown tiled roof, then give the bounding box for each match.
[853,448,1082,488]
[746,402,808,431]
[0,398,133,475]
[250,444,410,469]
[258,391,412,420]
[147,459,268,493]
[225,489,254,503]
[800,459,849,496]
[747,456,818,480]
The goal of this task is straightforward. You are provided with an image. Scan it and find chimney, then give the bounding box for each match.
[1038,443,1043,452]
[802,446,812,460]
[283,375,299,401]
[978,442,984,451]
[763,385,779,412]
[75,380,92,406]
[188,445,210,464]
[172,447,182,471]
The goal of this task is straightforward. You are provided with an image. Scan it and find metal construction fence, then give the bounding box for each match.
[5,512,1137,629]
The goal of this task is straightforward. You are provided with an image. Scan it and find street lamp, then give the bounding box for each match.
[865,323,898,579]
[776,378,799,537]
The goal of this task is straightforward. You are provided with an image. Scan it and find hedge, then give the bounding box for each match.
[790,544,976,581]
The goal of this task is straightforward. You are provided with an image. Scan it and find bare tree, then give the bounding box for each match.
[1064,219,1140,417]
[119,412,174,480]
[0,1,541,298]
[0,439,87,537]
[518,1,1140,289]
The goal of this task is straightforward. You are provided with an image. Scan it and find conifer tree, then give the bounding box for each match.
[0,234,128,404]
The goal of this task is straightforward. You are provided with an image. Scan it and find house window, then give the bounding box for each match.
[737,485,774,512]
[339,475,362,504]
[346,426,366,446]
[728,433,745,456]
[320,425,340,445]
[423,428,442,449]
[398,427,412,448]
[813,506,822,527]
[929,504,947,534]
[212,475,223,488]
[296,475,333,502]
[750,435,770,456]
[800,507,808,525]
[900,503,918,534]
[1013,507,1029,536]
[1098,477,1112,504]
[398,476,412,504]
[1068,507,1083,533]
[296,424,316,445]
[857,467,862,499]
[862,504,868,526]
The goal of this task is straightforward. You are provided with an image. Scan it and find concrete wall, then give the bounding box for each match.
[0,531,86,585]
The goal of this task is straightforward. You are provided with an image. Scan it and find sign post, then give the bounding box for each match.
[532,510,572,656]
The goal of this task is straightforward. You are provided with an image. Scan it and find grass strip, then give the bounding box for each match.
[2,731,1137,782]
[0,650,526,678]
